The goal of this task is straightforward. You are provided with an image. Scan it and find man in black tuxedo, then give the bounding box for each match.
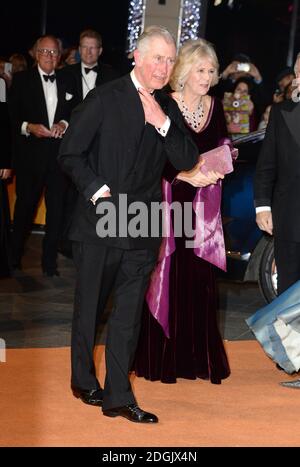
[9,35,73,275]
[59,29,119,258]
[255,53,300,389]
[0,97,12,277]
[58,26,199,423]
[63,29,119,106]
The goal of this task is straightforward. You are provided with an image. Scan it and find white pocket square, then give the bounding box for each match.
[65,92,73,101]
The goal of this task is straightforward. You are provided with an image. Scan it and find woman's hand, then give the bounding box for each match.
[176,160,224,187]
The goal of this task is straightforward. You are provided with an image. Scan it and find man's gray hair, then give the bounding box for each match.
[136,25,176,56]
[36,35,61,53]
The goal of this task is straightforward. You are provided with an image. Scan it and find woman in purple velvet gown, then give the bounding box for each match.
[134,39,231,384]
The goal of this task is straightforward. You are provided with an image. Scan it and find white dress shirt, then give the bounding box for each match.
[81,62,98,100]
[21,65,57,136]
[256,206,271,213]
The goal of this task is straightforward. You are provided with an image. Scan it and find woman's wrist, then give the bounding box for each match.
[176,172,185,181]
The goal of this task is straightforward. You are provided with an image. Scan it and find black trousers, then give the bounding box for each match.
[12,161,66,270]
[71,241,157,410]
[274,238,300,295]
[0,180,12,277]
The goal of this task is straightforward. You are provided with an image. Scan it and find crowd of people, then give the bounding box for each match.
[1,25,300,424]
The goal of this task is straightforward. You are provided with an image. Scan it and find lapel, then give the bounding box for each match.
[54,73,64,122]
[76,63,84,101]
[113,74,145,146]
[136,90,169,151]
[281,100,300,148]
[32,68,49,127]
[130,90,170,172]
[96,62,103,86]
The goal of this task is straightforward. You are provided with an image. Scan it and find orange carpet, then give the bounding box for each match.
[0,341,300,447]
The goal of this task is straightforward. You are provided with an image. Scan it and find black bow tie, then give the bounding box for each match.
[85,66,98,74]
[43,74,56,83]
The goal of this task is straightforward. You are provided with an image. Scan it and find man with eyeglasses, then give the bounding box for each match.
[58,26,198,424]
[8,35,74,276]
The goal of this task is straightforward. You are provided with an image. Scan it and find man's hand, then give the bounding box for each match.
[273,91,284,103]
[27,123,51,138]
[138,88,167,128]
[256,211,273,235]
[50,121,67,139]
[177,160,224,188]
[99,190,111,198]
[0,169,12,179]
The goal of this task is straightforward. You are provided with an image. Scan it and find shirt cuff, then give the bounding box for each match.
[156,116,171,137]
[90,184,110,205]
[21,121,30,136]
[256,206,271,213]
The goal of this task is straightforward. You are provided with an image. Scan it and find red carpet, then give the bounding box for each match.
[0,341,300,447]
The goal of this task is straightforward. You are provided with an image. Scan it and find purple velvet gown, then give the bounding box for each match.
[134,97,231,384]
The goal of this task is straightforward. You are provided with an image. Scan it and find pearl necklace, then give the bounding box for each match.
[178,93,204,130]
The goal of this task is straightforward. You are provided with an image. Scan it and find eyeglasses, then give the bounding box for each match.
[80,45,100,52]
[37,48,59,57]
[152,55,176,66]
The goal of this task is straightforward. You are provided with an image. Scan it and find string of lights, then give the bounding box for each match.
[126,0,146,53]
[179,0,202,45]
[126,0,204,52]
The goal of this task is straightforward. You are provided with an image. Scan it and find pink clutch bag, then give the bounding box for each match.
[200,144,234,176]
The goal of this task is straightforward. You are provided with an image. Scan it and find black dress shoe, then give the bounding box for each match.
[73,388,103,406]
[103,404,158,423]
[43,269,60,277]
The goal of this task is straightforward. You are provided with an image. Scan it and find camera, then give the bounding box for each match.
[237,62,250,73]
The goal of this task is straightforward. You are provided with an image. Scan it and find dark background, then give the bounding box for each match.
[206,0,298,90]
[0,1,130,67]
[0,0,298,98]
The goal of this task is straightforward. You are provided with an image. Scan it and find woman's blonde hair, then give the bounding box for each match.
[170,38,219,91]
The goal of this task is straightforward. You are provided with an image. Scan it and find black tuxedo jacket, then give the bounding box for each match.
[254,99,300,241]
[8,67,73,170]
[62,61,120,106]
[58,74,198,249]
[0,102,11,168]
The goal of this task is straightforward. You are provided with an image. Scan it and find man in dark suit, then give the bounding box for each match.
[58,26,199,423]
[63,29,119,106]
[255,53,300,389]
[59,29,119,258]
[0,95,13,277]
[9,35,73,275]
